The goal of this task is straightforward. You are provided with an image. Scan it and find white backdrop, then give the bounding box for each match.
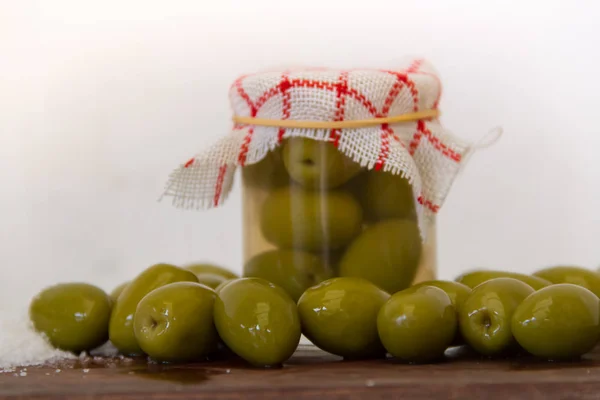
[2,0,600,309]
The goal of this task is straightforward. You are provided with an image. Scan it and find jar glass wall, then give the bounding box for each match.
[241,137,436,301]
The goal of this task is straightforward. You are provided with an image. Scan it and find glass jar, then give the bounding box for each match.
[241,137,436,301]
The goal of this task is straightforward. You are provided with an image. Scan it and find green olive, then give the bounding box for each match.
[357,170,416,222]
[458,278,534,356]
[185,264,238,289]
[214,278,301,367]
[512,284,600,359]
[260,186,363,251]
[109,282,129,304]
[533,266,600,297]
[456,270,551,291]
[109,263,198,356]
[214,279,234,293]
[408,280,471,345]
[282,137,362,190]
[377,286,456,363]
[244,249,333,302]
[339,219,422,294]
[134,282,219,362]
[29,283,111,353]
[185,263,238,280]
[297,277,390,359]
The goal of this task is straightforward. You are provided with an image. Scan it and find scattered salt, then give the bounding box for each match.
[83,368,89,373]
[19,371,27,377]
[0,308,76,369]
[225,369,231,374]
[0,308,122,369]
[365,380,375,387]
[55,369,61,373]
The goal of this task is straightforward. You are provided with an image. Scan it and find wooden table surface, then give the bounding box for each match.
[2,344,600,400]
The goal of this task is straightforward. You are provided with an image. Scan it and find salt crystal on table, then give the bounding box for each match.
[55,369,61,373]
[19,371,27,377]
[83,369,89,373]
[0,308,122,370]
[0,308,75,369]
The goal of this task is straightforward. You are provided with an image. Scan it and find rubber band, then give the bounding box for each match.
[232,109,440,129]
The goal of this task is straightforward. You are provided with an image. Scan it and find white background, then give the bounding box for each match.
[2,0,600,309]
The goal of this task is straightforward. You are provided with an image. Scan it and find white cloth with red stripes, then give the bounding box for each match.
[161,58,477,239]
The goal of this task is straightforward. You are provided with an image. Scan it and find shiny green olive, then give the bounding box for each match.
[408,280,471,345]
[339,219,422,294]
[456,270,551,291]
[297,277,390,359]
[533,266,600,298]
[214,278,301,367]
[185,263,238,280]
[186,264,238,289]
[109,263,198,356]
[377,286,456,363]
[134,282,219,362]
[214,279,234,293]
[458,278,534,356]
[30,283,111,353]
[282,137,362,190]
[410,280,471,311]
[110,282,129,304]
[512,284,600,359]
[244,250,333,302]
[260,186,363,251]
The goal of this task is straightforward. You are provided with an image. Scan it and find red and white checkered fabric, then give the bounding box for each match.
[161,58,474,238]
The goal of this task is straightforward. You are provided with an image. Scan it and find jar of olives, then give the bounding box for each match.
[241,141,437,299]
[162,58,475,297]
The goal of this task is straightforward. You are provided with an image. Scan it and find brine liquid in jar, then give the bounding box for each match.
[242,136,436,300]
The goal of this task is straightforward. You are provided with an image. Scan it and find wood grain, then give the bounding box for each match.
[2,344,600,400]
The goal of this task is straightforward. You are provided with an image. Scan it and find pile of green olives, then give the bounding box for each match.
[243,137,423,300]
[29,262,600,367]
[30,262,302,367]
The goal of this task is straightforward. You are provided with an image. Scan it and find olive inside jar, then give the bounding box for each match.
[242,137,437,298]
[161,60,480,300]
